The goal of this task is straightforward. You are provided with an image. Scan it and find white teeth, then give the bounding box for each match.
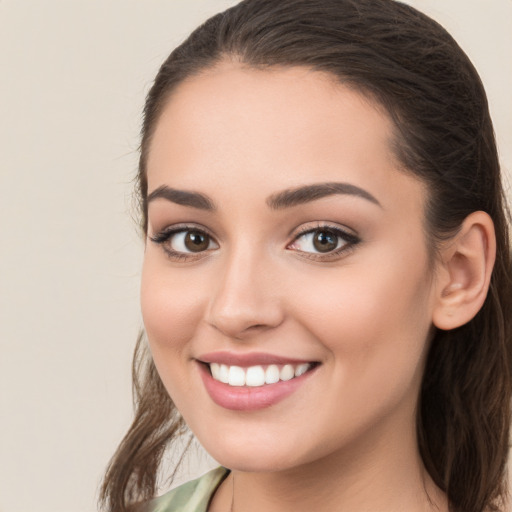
[280,364,295,381]
[219,364,229,384]
[265,364,280,384]
[295,363,309,377]
[209,362,313,387]
[245,366,266,387]
[210,362,220,380]
[228,365,246,386]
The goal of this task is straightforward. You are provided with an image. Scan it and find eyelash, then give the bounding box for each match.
[149,223,360,262]
[289,223,360,261]
[149,223,215,262]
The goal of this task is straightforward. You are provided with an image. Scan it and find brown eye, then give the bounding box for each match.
[312,230,339,253]
[150,226,219,260]
[184,231,210,252]
[289,225,360,258]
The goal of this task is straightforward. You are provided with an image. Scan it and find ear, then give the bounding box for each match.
[432,211,496,330]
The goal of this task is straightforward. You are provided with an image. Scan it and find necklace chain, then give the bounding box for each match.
[230,472,235,512]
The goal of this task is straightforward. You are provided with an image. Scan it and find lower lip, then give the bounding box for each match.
[198,363,317,411]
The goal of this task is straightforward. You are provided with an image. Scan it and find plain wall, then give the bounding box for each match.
[0,2,510,511]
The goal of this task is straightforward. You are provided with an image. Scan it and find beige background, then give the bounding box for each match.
[0,2,510,511]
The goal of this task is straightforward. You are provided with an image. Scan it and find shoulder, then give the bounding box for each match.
[144,467,230,512]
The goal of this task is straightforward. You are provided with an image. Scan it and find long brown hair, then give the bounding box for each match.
[100,1,512,510]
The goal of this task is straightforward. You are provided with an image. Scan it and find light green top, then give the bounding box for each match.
[146,467,230,512]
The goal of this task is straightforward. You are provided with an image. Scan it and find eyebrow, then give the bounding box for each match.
[147,185,216,210]
[266,182,382,209]
[146,181,381,212]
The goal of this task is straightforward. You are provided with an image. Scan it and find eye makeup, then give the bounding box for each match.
[149,223,218,262]
[287,222,361,262]
[149,220,361,263]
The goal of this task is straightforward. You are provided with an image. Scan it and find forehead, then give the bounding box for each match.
[146,62,424,214]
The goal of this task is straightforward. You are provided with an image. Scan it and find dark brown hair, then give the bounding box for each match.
[100,1,512,511]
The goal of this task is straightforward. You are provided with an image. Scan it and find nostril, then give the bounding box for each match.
[207,309,284,339]
[245,324,267,331]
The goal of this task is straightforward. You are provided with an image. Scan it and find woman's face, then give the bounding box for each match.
[141,63,440,472]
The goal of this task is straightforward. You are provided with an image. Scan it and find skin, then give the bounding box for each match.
[141,62,449,511]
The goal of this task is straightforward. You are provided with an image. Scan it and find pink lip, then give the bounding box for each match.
[197,350,314,367]
[197,360,319,411]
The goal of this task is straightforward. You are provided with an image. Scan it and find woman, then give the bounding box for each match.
[100,0,512,511]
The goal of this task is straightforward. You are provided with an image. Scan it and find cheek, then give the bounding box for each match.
[140,256,214,416]
[288,263,433,448]
[292,249,434,387]
[297,269,430,340]
[140,256,206,361]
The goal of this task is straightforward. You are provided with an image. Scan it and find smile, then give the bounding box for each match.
[197,354,320,411]
[209,362,312,387]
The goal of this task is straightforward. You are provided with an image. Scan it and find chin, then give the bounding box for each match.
[196,431,314,473]
[213,451,300,473]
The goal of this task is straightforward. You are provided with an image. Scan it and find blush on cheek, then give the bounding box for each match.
[142,301,194,407]
[142,301,197,353]
[141,263,202,343]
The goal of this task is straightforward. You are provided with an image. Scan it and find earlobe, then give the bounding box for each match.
[432,211,496,331]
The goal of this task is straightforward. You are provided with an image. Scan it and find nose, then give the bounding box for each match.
[205,247,284,340]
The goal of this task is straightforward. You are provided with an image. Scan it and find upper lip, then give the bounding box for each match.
[197,351,317,367]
